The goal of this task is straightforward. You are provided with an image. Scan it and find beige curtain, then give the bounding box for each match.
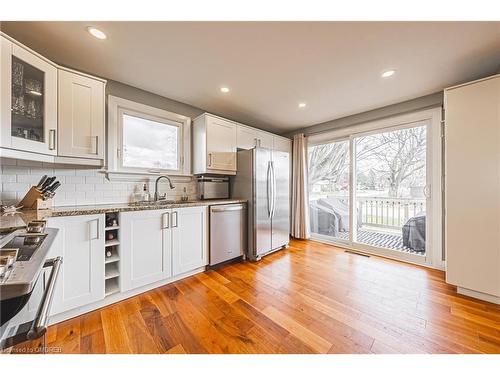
[291,133,311,239]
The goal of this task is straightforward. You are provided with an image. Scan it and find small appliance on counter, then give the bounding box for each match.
[0,220,62,351]
[197,175,229,200]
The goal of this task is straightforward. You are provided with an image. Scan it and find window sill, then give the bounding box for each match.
[103,170,194,183]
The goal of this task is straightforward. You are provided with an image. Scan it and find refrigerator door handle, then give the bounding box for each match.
[267,161,272,218]
[271,161,277,218]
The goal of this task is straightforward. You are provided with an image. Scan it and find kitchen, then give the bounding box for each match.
[0,25,294,351]
[1,13,500,365]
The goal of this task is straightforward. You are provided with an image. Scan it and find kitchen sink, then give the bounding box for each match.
[128,200,176,207]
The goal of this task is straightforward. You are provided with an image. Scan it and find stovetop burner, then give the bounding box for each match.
[2,235,46,261]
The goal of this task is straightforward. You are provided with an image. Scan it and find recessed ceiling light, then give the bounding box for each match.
[87,27,107,40]
[381,69,396,78]
[220,87,230,93]
[298,103,307,108]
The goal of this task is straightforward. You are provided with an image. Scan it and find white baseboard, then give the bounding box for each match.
[49,266,207,325]
[457,287,500,305]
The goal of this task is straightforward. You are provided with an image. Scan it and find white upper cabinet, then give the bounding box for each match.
[1,33,106,165]
[1,35,58,156]
[193,113,237,174]
[237,125,259,149]
[58,69,106,160]
[236,124,276,150]
[256,130,273,149]
[273,135,292,153]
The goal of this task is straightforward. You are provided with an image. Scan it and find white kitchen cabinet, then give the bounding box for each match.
[47,215,105,315]
[237,125,260,149]
[120,209,172,291]
[1,35,58,156]
[172,206,208,275]
[193,113,237,174]
[121,206,207,291]
[273,135,292,153]
[256,130,273,149]
[237,124,274,150]
[445,74,500,303]
[58,68,106,160]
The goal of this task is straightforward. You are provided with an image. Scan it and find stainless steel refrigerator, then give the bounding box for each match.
[231,147,290,260]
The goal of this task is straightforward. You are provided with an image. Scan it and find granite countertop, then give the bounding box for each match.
[0,199,247,229]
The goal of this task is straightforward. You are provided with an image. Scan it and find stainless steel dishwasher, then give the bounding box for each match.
[209,203,246,266]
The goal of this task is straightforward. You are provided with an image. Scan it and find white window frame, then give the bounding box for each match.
[107,95,191,177]
[308,107,443,270]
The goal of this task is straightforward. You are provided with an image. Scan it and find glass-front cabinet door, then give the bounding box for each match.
[1,36,57,155]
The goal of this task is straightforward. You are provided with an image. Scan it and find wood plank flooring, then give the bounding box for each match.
[13,239,500,354]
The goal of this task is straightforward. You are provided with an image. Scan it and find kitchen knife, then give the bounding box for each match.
[41,177,56,191]
[36,175,48,189]
[46,181,61,194]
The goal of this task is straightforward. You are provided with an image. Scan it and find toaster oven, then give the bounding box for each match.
[197,175,229,200]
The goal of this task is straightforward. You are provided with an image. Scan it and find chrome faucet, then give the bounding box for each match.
[154,175,175,201]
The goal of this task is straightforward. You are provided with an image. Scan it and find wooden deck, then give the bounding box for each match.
[12,239,500,354]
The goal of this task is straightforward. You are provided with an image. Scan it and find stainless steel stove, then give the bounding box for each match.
[0,220,61,351]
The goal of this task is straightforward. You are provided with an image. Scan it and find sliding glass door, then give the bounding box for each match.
[308,139,350,243]
[307,110,441,267]
[354,123,428,255]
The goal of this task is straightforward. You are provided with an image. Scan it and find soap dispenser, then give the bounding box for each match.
[142,183,150,202]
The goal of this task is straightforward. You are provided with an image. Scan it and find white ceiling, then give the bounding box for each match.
[2,22,500,134]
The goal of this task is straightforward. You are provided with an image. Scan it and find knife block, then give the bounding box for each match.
[18,186,53,210]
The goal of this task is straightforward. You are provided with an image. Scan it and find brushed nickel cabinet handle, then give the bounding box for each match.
[91,136,98,155]
[162,212,170,229]
[49,129,56,150]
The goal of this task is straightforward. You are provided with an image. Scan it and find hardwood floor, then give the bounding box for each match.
[14,239,500,354]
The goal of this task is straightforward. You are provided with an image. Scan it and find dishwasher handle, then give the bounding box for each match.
[211,204,246,212]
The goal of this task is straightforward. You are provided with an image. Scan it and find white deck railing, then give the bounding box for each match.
[357,197,425,229]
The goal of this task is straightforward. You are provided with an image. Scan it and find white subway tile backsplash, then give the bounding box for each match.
[85,176,104,184]
[1,159,198,206]
[0,174,16,183]
[2,182,30,192]
[94,183,113,191]
[17,174,41,183]
[64,176,86,184]
[59,183,76,192]
[75,184,95,192]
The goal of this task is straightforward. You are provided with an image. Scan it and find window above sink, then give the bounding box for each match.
[107,95,192,179]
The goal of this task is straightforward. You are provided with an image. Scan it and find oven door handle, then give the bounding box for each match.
[27,256,63,340]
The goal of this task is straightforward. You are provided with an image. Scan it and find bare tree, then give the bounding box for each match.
[309,126,427,198]
[308,142,349,186]
[357,126,426,197]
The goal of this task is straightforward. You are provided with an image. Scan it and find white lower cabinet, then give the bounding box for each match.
[121,206,207,292]
[121,209,172,291]
[47,215,105,315]
[172,206,208,275]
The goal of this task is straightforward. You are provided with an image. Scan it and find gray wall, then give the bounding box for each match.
[106,79,205,119]
[284,91,443,138]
